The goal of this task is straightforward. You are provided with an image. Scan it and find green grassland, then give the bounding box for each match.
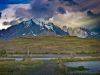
[0,36,100,57]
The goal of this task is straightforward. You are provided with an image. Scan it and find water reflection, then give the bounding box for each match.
[65,61,100,73]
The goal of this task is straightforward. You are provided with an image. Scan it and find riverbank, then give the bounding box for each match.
[0,60,100,75]
[0,54,100,62]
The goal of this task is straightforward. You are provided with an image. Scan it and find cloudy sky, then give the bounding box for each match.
[0,0,100,31]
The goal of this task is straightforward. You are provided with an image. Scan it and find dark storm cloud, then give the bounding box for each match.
[86,10,100,18]
[57,7,66,14]
[28,0,69,18]
[75,0,100,12]
[79,1,100,11]
[28,0,76,18]
[14,0,100,18]
[29,0,56,18]
[58,0,77,6]
[54,0,100,13]
[87,10,95,16]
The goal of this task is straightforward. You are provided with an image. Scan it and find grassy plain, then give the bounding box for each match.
[0,36,100,57]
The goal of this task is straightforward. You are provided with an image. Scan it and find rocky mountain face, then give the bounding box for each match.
[0,18,68,40]
[0,18,98,40]
[62,26,91,38]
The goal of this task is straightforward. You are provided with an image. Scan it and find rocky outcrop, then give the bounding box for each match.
[62,26,90,38]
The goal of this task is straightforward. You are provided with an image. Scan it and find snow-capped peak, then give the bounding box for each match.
[32,18,49,26]
[31,18,54,30]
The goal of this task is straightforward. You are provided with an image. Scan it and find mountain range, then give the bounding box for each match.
[0,18,99,40]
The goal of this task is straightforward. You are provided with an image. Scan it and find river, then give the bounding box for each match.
[65,61,100,73]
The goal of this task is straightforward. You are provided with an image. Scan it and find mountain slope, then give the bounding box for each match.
[0,19,68,39]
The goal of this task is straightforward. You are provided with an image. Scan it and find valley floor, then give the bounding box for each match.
[0,36,100,57]
[0,36,100,75]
